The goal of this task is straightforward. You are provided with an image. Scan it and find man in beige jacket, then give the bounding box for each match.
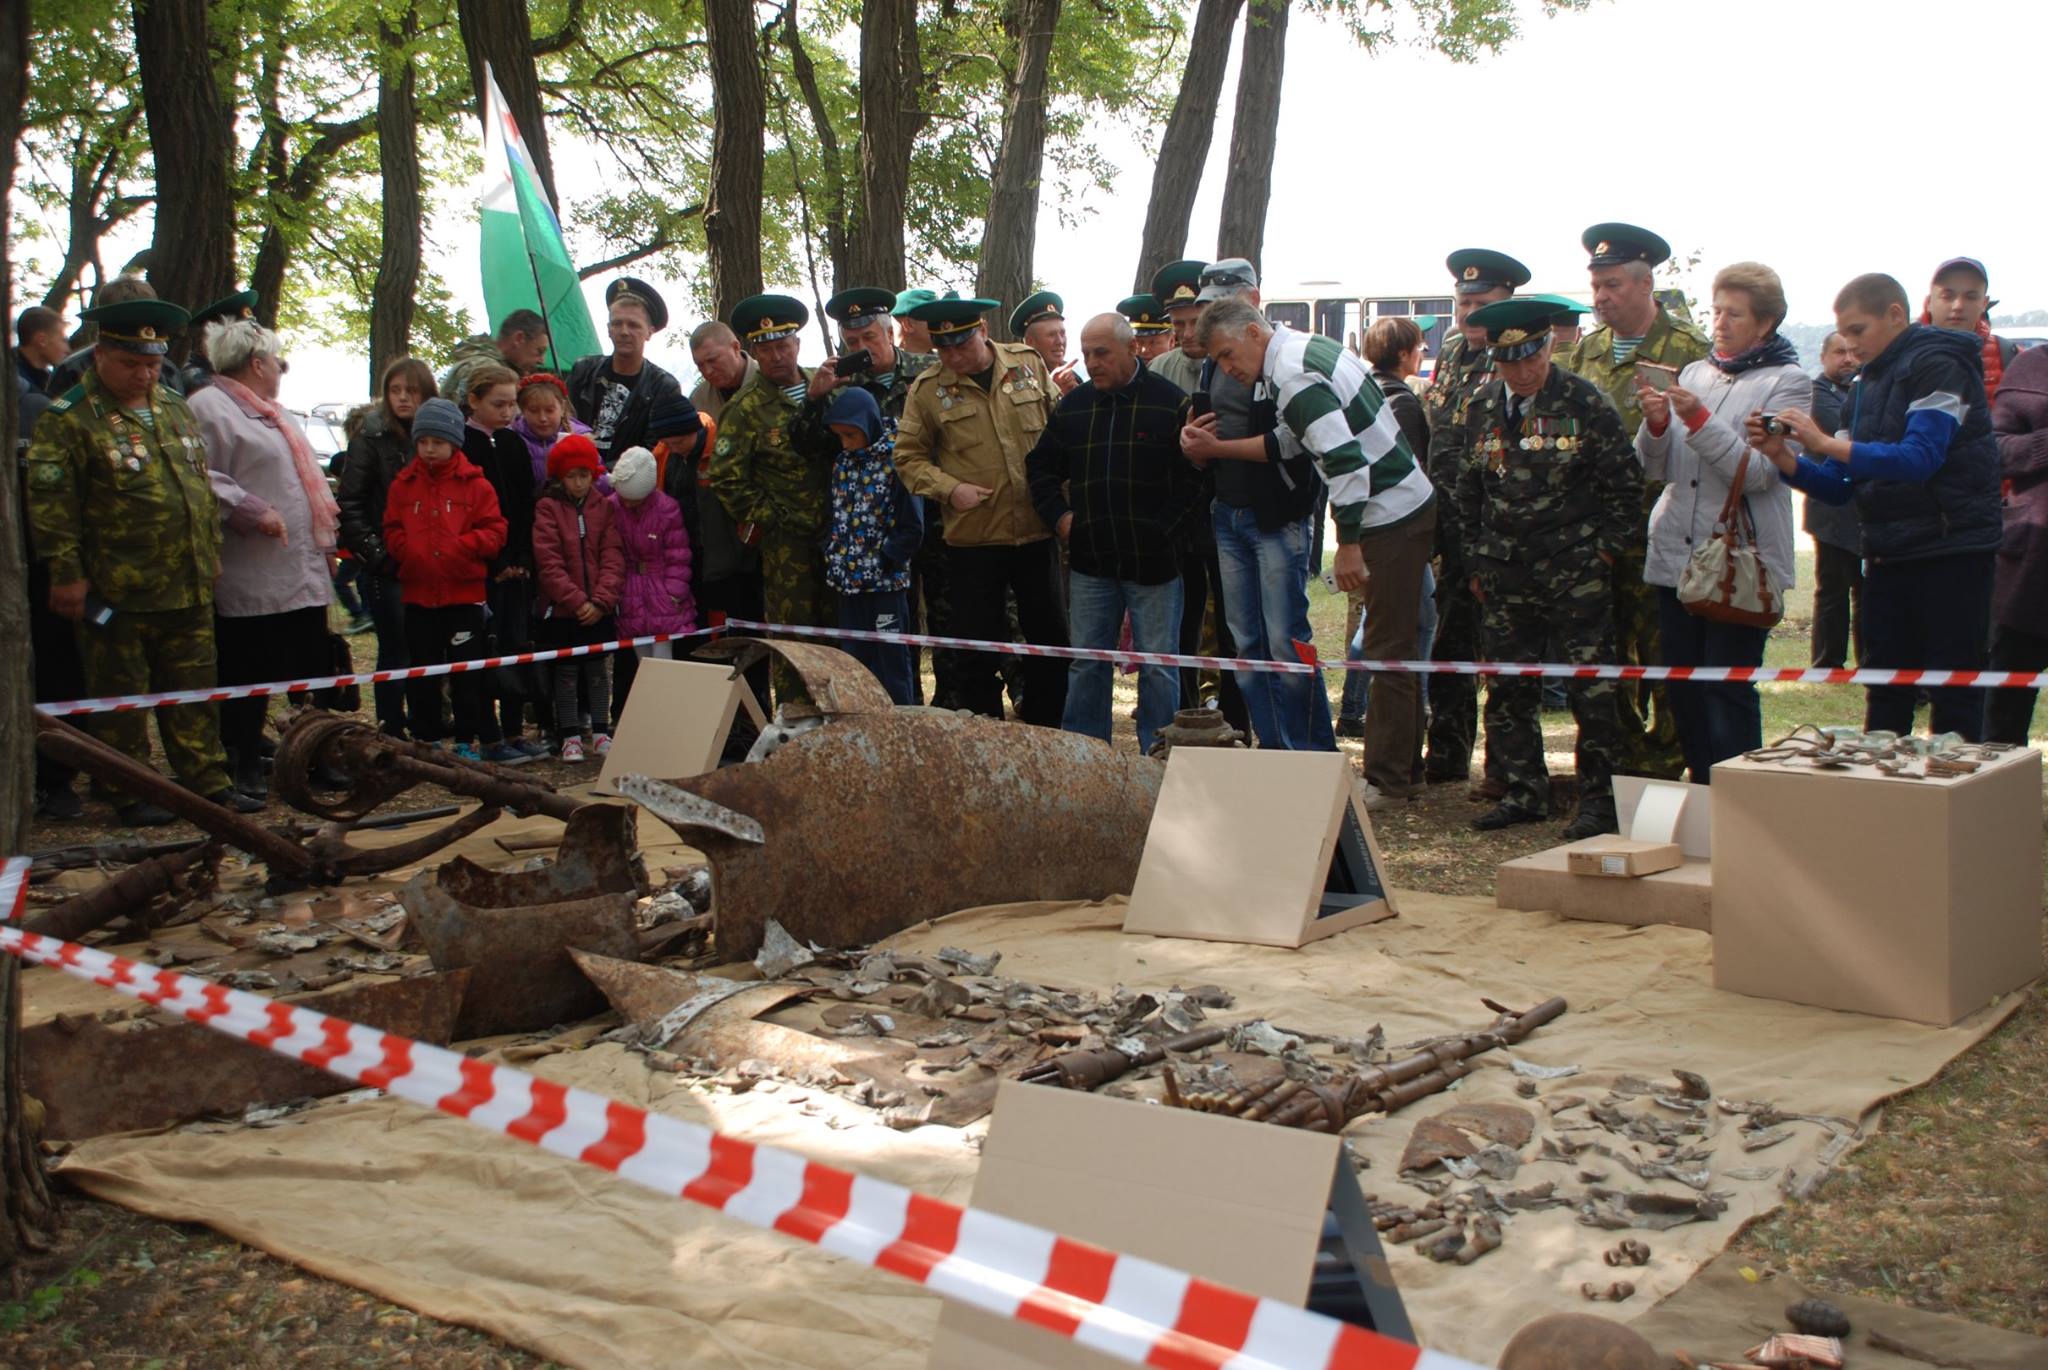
[893,293,1069,725]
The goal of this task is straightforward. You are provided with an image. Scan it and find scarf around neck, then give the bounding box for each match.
[213,373,340,551]
[1708,333,1801,376]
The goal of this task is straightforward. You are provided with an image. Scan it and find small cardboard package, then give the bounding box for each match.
[1565,838,1682,878]
[1712,747,2042,1026]
[1496,778,1712,929]
[1122,749,1394,947]
[926,1082,1408,1369]
[595,657,765,794]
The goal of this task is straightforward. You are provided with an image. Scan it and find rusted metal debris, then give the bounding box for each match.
[24,843,221,943]
[1018,1026,1228,1089]
[277,709,584,826]
[698,638,897,718]
[1397,1102,1539,1172]
[23,970,469,1140]
[1784,1299,1851,1338]
[37,713,313,875]
[1147,706,1248,758]
[615,644,1164,959]
[405,805,648,1037]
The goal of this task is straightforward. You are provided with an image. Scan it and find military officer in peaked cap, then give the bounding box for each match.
[1010,290,1077,396]
[179,287,258,394]
[26,298,261,822]
[710,293,830,705]
[893,293,1070,725]
[1422,247,1531,793]
[1454,298,1640,841]
[1562,223,1710,780]
[1118,294,1174,362]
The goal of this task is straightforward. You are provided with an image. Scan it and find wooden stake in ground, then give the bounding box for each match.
[0,0,61,1268]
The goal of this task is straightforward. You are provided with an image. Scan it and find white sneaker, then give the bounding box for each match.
[1360,782,1400,811]
[592,733,613,758]
[559,736,586,763]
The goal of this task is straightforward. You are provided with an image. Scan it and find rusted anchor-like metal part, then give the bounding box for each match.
[616,642,1165,960]
[404,804,649,1037]
[1148,707,1249,759]
[276,711,585,823]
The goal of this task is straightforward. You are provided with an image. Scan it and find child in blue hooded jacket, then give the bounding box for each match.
[823,387,922,704]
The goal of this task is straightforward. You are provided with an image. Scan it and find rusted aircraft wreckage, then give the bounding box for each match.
[28,643,1833,1262]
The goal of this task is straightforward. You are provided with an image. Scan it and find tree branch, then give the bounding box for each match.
[532,0,589,54]
[576,214,701,278]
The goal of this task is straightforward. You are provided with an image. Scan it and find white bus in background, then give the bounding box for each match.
[1259,284,1455,376]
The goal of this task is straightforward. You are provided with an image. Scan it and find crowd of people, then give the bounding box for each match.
[13,229,2047,834]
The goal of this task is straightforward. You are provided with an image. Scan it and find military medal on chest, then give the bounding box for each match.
[1487,430,1507,476]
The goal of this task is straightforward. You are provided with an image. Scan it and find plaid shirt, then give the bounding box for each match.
[1025,362,1201,584]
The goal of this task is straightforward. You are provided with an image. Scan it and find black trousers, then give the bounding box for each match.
[1175,539,1249,734]
[694,571,769,739]
[1810,540,1864,669]
[29,553,87,792]
[403,603,490,743]
[1986,623,2047,745]
[946,540,1069,727]
[215,604,331,755]
[1862,552,1993,740]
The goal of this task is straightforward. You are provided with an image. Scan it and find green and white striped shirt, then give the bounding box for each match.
[1263,327,1435,542]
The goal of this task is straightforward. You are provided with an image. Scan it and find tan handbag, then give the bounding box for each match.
[1676,450,1783,628]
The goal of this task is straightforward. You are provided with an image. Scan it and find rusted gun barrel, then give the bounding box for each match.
[24,843,222,942]
[1018,1026,1228,1089]
[1169,996,1568,1132]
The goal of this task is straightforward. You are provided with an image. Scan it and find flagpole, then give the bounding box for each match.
[524,246,561,373]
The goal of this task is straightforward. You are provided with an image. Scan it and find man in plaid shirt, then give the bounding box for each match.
[1198,296,1439,805]
[1027,313,1204,754]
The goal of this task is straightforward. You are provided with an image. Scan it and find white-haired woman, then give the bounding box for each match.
[1634,262,1805,782]
[187,317,339,798]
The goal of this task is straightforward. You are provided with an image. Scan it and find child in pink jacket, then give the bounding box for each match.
[606,446,696,723]
[532,434,625,761]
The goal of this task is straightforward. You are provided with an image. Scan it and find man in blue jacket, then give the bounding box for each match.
[1757,273,2001,740]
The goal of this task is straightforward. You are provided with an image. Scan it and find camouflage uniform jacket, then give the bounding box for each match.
[1454,365,1642,580]
[791,349,936,458]
[1562,307,1711,444]
[1419,331,1496,561]
[440,334,507,410]
[27,373,221,611]
[710,367,827,539]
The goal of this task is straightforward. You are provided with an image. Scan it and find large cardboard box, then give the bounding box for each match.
[1123,749,1395,947]
[595,657,765,794]
[1712,748,2043,1025]
[1495,778,1712,930]
[926,1082,1408,1369]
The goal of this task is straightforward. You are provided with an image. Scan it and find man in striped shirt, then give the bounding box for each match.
[1196,296,1439,805]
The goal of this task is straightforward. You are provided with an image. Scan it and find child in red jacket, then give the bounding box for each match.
[533,434,625,761]
[382,397,507,750]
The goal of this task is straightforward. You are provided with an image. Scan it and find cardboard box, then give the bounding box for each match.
[1122,749,1395,947]
[1566,838,1683,878]
[1712,748,2043,1025]
[926,1082,1408,1369]
[1495,779,1713,930]
[595,657,765,794]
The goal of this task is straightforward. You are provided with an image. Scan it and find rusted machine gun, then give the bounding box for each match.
[1166,997,1568,1133]
[1018,1027,1229,1089]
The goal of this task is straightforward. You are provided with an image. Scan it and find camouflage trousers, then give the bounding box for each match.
[762,527,832,707]
[75,603,230,799]
[1612,549,1685,778]
[1478,561,1621,819]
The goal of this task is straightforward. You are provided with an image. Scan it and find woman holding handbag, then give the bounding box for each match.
[1635,262,1805,782]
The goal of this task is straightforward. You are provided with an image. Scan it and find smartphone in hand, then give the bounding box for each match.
[1634,361,1680,394]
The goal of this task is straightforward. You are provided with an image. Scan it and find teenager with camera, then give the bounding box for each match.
[1633,262,1806,782]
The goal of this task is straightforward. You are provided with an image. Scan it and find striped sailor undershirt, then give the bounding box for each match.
[1265,327,1434,540]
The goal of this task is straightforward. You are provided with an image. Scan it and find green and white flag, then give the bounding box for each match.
[478,63,600,370]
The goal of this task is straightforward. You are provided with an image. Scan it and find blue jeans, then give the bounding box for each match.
[1341,563,1438,720]
[1063,570,1184,756]
[1212,504,1334,750]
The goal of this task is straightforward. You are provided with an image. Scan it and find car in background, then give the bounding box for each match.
[290,403,357,464]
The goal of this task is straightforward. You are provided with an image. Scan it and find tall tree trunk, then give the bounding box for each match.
[1133,0,1245,291]
[973,0,1062,340]
[0,0,62,1271]
[133,0,237,315]
[456,0,558,211]
[780,2,847,293]
[848,0,923,291]
[247,7,291,329]
[1215,0,1288,277]
[702,0,765,323]
[370,5,423,389]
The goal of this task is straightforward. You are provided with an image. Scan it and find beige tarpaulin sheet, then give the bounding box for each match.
[41,821,2025,1368]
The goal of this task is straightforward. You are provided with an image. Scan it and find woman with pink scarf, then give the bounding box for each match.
[188,318,341,798]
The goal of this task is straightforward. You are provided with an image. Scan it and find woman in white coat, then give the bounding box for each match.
[1635,262,1806,782]
[187,318,339,796]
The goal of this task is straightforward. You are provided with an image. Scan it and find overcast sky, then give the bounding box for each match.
[236,0,2046,410]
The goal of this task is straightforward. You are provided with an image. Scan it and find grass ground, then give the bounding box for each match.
[10,546,2043,1361]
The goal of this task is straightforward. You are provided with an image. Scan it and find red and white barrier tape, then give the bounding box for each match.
[34,628,723,716]
[0,856,1471,1370]
[34,617,2046,717]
